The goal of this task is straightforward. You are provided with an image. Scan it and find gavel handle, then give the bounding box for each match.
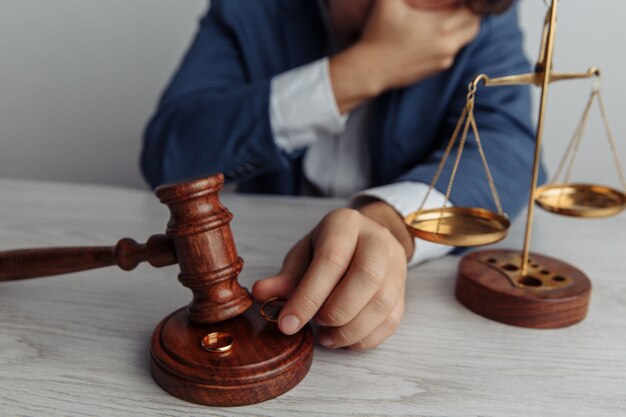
[0,234,176,281]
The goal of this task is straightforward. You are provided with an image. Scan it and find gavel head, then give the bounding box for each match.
[154,174,252,324]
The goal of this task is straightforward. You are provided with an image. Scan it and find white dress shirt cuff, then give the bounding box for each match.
[352,181,454,267]
[270,57,348,153]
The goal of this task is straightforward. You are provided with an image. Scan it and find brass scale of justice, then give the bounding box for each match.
[405,0,626,328]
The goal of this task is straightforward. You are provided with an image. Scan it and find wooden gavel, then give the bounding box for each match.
[0,173,314,407]
[0,173,252,324]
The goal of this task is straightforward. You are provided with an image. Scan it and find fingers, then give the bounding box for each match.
[315,226,390,327]
[251,234,312,301]
[452,16,481,49]
[439,7,480,35]
[404,5,479,53]
[317,281,401,348]
[318,245,407,349]
[350,297,406,350]
[262,207,408,351]
[277,209,361,335]
[436,9,480,58]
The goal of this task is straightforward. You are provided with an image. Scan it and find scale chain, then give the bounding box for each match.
[469,114,505,216]
[436,103,473,236]
[551,84,626,198]
[415,84,508,237]
[597,92,626,192]
[559,90,597,186]
[416,106,468,214]
[550,93,591,184]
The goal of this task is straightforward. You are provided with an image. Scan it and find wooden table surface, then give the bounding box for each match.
[0,179,624,417]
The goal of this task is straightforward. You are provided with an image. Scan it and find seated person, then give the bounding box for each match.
[141,0,544,350]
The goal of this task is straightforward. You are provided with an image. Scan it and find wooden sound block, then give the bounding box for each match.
[151,304,314,407]
[456,249,591,328]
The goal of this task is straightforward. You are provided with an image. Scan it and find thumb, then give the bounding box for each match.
[251,234,313,302]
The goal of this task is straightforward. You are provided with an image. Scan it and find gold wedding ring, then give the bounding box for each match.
[201,332,234,353]
[260,297,287,323]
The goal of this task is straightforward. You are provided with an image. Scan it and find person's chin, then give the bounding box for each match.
[406,0,460,11]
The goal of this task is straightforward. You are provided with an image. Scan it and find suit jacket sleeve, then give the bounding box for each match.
[396,6,546,222]
[141,4,291,189]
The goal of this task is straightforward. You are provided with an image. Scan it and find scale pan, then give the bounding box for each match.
[404,207,510,247]
[535,183,626,218]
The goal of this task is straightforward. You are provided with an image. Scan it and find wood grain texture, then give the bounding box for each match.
[151,174,314,406]
[0,234,176,281]
[151,307,313,406]
[155,174,252,325]
[456,249,592,328]
[0,179,625,416]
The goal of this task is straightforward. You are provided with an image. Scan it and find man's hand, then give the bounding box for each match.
[252,201,411,350]
[330,0,481,113]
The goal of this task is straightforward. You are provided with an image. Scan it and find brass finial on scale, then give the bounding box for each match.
[405,0,626,328]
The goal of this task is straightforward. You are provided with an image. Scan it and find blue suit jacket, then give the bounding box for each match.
[141,0,545,222]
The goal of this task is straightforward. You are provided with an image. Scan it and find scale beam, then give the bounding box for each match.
[472,67,601,89]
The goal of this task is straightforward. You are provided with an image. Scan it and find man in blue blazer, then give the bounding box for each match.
[142,0,544,350]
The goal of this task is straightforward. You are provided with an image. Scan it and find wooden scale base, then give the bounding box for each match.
[151,304,314,407]
[456,249,592,328]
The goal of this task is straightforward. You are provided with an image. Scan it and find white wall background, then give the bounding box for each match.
[0,0,206,188]
[0,0,624,190]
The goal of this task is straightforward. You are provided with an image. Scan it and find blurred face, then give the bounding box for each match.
[327,0,513,41]
[328,0,463,45]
